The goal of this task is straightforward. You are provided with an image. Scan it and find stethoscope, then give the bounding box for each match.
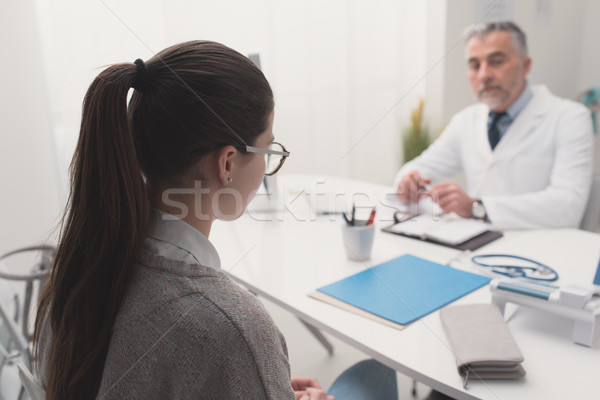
[470,254,559,282]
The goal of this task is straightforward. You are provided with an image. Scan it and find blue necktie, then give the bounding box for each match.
[488,111,506,150]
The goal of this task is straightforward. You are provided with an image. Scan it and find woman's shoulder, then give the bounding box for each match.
[119,250,263,326]
[100,252,294,399]
[133,251,271,323]
[125,249,287,352]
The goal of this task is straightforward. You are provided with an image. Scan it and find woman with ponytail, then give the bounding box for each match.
[34,40,397,400]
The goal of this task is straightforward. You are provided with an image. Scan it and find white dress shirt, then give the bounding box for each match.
[144,210,221,268]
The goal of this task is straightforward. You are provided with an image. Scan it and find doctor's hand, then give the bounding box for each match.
[396,171,431,203]
[292,377,335,400]
[429,182,474,218]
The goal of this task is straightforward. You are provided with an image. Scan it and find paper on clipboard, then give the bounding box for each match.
[389,215,488,246]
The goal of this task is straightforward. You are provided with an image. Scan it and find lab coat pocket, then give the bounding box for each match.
[511,155,554,194]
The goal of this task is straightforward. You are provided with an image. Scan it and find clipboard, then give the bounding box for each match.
[382,215,503,251]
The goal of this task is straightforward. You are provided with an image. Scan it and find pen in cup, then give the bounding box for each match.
[344,206,376,226]
[342,212,351,225]
[367,208,376,226]
[343,204,358,226]
[342,212,360,226]
[341,205,376,261]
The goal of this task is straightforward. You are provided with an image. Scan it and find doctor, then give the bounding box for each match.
[395,21,593,230]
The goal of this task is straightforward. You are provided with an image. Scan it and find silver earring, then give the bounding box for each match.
[226,177,233,185]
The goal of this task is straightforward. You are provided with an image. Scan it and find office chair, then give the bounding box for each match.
[1,287,20,400]
[0,246,53,400]
[581,175,600,232]
[0,281,20,375]
[578,87,600,134]
[0,287,31,400]
[0,288,31,365]
[0,246,54,340]
[17,363,44,400]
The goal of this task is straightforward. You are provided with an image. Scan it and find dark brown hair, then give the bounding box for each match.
[34,40,273,400]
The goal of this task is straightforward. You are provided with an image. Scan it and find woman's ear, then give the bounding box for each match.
[216,145,238,186]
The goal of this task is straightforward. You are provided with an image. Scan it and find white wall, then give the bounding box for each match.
[578,0,600,93]
[34,0,429,191]
[424,0,448,136]
[34,0,167,199]
[0,0,62,255]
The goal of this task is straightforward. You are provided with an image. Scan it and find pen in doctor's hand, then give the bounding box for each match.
[411,175,431,192]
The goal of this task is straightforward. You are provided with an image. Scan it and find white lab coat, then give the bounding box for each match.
[395,85,594,230]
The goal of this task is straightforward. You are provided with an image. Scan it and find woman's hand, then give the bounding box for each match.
[292,376,335,400]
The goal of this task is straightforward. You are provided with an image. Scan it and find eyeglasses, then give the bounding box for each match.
[245,141,290,176]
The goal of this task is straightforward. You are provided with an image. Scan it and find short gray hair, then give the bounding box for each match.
[465,21,528,58]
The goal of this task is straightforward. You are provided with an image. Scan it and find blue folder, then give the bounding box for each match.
[594,255,600,286]
[317,254,491,325]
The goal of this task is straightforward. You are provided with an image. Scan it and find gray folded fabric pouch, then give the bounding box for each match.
[440,303,526,388]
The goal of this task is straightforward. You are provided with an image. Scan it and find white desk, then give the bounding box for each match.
[210,174,600,400]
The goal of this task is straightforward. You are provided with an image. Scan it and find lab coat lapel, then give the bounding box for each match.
[493,85,554,157]
[470,86,555,197]
[473,104,493,160]
[471,105,495,196]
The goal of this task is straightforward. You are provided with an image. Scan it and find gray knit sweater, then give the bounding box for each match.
[40,250,296,399]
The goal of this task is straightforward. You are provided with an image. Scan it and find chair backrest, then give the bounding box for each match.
[0,246,54,340]
[0,286,18,375]
[0,246,52,400]
[581,175,600,232]
[17,362,45,400]
[0,290,30,371]
[1,283,33,400]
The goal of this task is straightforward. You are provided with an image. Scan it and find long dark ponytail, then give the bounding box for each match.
[34,63,151,399]
[34,41,273,399]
